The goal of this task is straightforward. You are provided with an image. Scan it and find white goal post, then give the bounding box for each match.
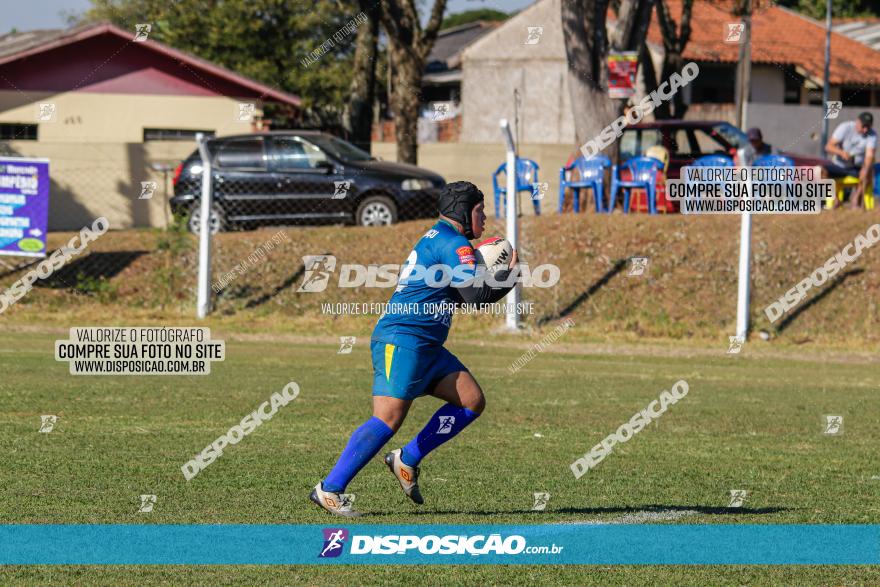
[499,119,520,331]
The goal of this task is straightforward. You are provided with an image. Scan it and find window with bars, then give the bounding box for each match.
[143,128,215,142]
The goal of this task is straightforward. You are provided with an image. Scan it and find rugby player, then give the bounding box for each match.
[311,181,518,516]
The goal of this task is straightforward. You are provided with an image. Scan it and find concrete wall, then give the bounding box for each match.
[751,66,785,103]
[749,104,880,157]
[462,61,574,145]
[372,141,576,216]
[461,0,576,145]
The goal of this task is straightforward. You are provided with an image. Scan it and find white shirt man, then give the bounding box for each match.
[826,112,876,209]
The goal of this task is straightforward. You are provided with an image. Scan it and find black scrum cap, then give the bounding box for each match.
[438,181,483,239]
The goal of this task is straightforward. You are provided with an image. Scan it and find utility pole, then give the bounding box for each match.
[734,0,752,130]
[821,0,832,156]
[734,0,753,341]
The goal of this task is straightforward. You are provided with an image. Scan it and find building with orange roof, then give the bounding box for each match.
[459,0,880,157]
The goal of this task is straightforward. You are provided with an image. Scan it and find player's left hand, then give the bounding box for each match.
[508,248,518,269]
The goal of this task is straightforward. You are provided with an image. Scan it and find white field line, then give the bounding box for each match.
[551,508,701,525]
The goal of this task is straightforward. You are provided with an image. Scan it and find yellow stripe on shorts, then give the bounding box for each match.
[384,344,395,381]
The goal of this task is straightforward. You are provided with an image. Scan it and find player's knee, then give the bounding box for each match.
[465,392,486,415]
[374,411,406,432]
[382,414,406,432]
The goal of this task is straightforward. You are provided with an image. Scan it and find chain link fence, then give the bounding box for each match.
[0,143,198,316]
[0,133,600,330]
[0,132,449,319]
[176,133,443,234]
[182,133,447,313]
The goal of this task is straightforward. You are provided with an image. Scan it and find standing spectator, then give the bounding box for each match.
[825,112,877,210]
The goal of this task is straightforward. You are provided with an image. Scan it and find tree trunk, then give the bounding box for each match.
[612,0,655,52]
[343,2,379,152]
[561,0,617,150]
[652,0,693,119]
[562,0,653,160]
[639,40,659,111]
[378,0,446,165]
[389,45,423,164]
[656,51,687,118]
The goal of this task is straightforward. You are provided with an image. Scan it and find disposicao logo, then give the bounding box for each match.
[316,529,563,558]
[319,528,349,558]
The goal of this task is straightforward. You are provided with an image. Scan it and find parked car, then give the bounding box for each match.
[171,131,445,233]
[617,120,832,178]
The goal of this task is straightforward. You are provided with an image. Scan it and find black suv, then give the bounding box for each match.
[171,131,445,233]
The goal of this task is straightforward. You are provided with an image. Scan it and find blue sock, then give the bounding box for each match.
[401,403,480,467]
[323,416,394,493]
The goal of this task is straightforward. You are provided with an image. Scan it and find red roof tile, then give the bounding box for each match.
[646,0,880,86]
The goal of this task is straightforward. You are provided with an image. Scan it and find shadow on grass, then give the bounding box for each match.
[538,258,627,326]
[35,251,147,289]
[242,263,308,310]
[775,268,864,334]
[0,257,39,281]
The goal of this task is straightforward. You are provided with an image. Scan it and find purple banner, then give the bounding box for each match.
[0,156,49,257]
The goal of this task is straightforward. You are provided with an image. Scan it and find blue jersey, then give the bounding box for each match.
[372,219,476,349]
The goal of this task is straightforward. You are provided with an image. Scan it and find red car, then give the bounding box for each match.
[617,120,830,179]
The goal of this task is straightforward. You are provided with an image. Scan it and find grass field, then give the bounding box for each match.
[2,328,879,584]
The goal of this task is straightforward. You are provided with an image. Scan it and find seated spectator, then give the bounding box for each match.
[635,145,673,213]
[747,128,773,156]
[645,145,669,171]
[825,112,876,210]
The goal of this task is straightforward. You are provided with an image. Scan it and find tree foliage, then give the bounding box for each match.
[81,0,362,129]
[441,8,510,30]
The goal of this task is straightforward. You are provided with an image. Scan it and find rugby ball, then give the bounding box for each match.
[475,237,513,271]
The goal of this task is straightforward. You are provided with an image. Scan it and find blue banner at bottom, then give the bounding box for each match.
[1,524,878,565]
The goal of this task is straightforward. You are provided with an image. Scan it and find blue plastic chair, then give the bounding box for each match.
[492,158,541,218]
[875,163,880,194]
[609,157,664,214]
[686,155,735,195]
[692,154,734,167]
[753,154,794,167]
[751,154,795,203]
[558,155,612,213]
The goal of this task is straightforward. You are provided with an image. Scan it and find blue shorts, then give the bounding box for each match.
[371,341,467,401]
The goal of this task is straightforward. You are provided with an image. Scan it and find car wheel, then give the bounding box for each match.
[188,203,226,234]
[356,195,397,226]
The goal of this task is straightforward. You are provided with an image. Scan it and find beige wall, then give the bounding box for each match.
[0,91,269,230]
[1,140,194,230]
[0,91,265,142]
[372,141,578,216]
